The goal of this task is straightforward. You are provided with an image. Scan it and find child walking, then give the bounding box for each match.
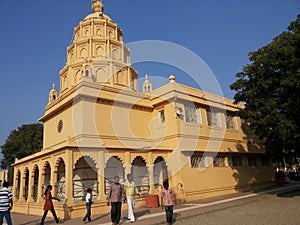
[83,188,93,223]
[160,181,176,225]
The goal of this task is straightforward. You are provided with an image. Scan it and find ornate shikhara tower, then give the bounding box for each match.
[58,0,138,94]
[12,0,274,219]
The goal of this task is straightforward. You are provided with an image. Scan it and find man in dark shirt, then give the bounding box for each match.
[107,176,124,225]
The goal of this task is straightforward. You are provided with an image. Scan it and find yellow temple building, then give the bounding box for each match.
[12,0,274,219]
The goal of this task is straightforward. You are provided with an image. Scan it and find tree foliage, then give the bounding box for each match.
[1,123,43,168]
[230,14,300,159]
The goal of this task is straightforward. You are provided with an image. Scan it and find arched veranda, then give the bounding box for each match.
[153,156,168,188]
[131,156,149,194]
[73,156,98,201]
[32,165,39,202]
[55,158,66,200]
[104,156,124,194]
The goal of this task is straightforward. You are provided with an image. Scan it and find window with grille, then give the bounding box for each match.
[225,113,237,130]
[184,104,201,124]
[206,109,221,128]
[213,156,226,167]
[190,153,206,168]
[159,110,165,123]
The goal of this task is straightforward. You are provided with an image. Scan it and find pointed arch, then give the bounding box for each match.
[32,165,39,202]
[131,156,149,194]
[116,69,127,85]
[23,167,29,201]
[55,158,66,199]
[153,156,168,188]
[105,156,124,194]
[73,156,98,201]
[42,161,51,193]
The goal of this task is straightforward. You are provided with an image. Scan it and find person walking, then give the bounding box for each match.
[0,181,13,225]
[82,188,93,223]
[124,174,140,223]
[107,176,124,225]
[40,185,60,225]
[160,181,176,225]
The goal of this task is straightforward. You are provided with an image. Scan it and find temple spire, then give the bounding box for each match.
[92,0,104,13]
[143,74,152,93]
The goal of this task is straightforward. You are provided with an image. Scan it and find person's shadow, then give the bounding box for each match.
[92,212,110,222]
[134,209,150,221]
[63,198,73,221]
[173,212,181,223]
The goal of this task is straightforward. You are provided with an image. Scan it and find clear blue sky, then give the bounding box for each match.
[0,0,299,150]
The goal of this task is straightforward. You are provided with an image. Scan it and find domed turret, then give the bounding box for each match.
[59,0,138,94]
[48,84,58,103]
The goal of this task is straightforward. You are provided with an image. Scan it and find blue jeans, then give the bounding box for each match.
[0,210,12,225]
[83,202,92,222]
[164,205,173,225]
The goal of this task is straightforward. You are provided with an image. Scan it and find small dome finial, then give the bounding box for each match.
[52,83,55,90]
[169,74,176,83]
[92,0,104,13]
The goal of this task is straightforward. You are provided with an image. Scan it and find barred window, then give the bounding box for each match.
[225,113,237,130]
[185,104,201,124]
[231,156,243,167]
[213,156,226,167]
[248,156,258,167]
[190,153,206,168]
[159,110,165,123]
[206,109,221,128]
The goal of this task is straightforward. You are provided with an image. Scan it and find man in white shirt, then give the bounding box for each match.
[82,188,93,223]
[124,174,140,223]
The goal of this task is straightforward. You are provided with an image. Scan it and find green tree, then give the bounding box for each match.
[1,123,43,184]
[230,14,300,160]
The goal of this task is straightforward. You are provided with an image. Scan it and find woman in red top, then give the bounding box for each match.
[40,185,60,225]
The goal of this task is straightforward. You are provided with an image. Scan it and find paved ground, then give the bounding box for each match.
[166,189,300,225]
[7,182,300,225]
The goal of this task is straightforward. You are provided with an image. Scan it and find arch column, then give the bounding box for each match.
[12,168,18,201]
[97,150,105,200]
[51,162,58,197]
[18,170,25,202]
[147,153,154,194]
[37,164,44,203]
[13,167,20,202]
[125,152,131,177]
[27,168,35,203]
[65,150,74,204]
[148,165,154,194]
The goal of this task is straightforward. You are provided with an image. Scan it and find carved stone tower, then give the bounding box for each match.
[59,0,138,95]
